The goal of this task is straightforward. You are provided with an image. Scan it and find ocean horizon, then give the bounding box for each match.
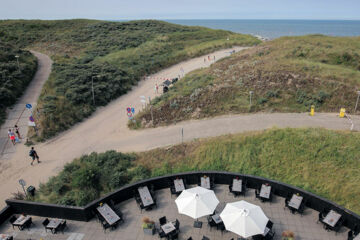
[104,19,355,39]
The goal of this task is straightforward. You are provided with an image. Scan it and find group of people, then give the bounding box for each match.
[7,125,21,145]
[7,125,40,165]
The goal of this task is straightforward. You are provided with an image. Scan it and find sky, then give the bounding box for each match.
[0,0,359,20]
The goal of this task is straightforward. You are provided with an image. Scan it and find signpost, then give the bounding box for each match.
[181,128,184,143]
[249,91,254,106]
[19,179,27,197]
[25,103,32,109]
[354,91,360,113]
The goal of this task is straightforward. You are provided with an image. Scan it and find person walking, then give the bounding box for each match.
[29,147,41,165]
[213,55,216,61]
[155,83,159,94]
[8,129,16,145]
[14,125,21,139]
[204,58,206,63]
[208,55,210,61]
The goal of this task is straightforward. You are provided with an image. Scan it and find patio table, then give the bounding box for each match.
[212,214,222,224]
[232,179,242,192]
[97,203,121,225]
[201,177,210,189]
[322,210,341,227]
[47,218,63,229]
[288,194,303,210]
[174,179,185,192]
[138,186,154,207]
[13,215,31,228]
[260,184,271,199]
[161,222,176,234]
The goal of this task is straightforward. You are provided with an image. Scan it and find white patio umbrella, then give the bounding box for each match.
[175,186,219,219]
[220,200,269,238]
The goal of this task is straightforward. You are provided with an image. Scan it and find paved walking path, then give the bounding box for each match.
[0,51,52,160]
[0,47,358,208]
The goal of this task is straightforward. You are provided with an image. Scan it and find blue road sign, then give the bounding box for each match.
[131,108,135,114]
[26,103,32,109]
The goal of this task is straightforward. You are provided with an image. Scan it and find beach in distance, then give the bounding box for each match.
[164,19,360,39]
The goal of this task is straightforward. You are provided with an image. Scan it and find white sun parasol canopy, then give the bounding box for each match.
[220,200,269,238]
[175,186,219,219]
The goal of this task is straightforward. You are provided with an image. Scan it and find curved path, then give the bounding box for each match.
[0,51,52,159]
[0,47,358,207]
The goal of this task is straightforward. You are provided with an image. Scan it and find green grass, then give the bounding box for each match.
[0,19,260,140]
[133,35,360,128]
[0,42,37,124]
[32,128,360,215]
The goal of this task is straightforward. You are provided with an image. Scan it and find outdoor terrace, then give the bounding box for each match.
[0,184,351,240]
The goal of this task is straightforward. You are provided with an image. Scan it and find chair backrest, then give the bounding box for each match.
[187,237,193,240]
[159,216,167,225]
[42,218,49,226]
[9,215,17,224]
[318,212,323,221]
[202,236,210,240]
[175,219,180,229]
[266,220,273,229]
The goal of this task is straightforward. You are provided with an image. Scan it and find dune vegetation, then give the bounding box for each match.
[0,42,37,124]
[32,128,360,215]
[133,35,360,128]
[0,19,260,139]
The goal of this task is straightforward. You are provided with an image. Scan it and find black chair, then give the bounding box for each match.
[348,230,354,240]
[168,229,179,240]
[101,220,111,233]
[317,211,326,223]
[297,199,306,215]
[255,189,260,199]
[23,217,32,230]
[187,238,193,240]
[202,236,210,240]
[158,228,166,238]
[42,218,50,232]
[207,216,217,230]
[217,222,226,233]
[9,216,17,229]
[266,220,273,230]
[333,217,344,234]
[58,220,67,234]
[159,216,167,225]
[174,219,180,229]
[252,235,263,240]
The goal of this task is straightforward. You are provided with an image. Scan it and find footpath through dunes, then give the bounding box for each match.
[0,47,247,206]
[0,47,358,208]
[0,51,52,160]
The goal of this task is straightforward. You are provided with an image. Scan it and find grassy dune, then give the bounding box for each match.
[0,42,37,124]
[0,19,260,139]
[33,128,360,214]
[134,35,360,128]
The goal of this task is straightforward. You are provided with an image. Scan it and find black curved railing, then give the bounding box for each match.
[3,171,360,230]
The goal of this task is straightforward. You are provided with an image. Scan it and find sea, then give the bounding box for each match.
[164,19,360,40]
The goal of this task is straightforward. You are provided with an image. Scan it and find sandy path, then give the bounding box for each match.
[0,51,52,159]
[0,47,358,207]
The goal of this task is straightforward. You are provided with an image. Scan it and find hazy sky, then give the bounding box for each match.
[1,0,359,20]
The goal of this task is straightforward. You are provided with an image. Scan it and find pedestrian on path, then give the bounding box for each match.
[208,55,210,61]
[204,58,206,63]
[8,129,16,145]
[14,125,21,139]
[29,147,41,165]
[155,83,159,94]
[213,55,216,61]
